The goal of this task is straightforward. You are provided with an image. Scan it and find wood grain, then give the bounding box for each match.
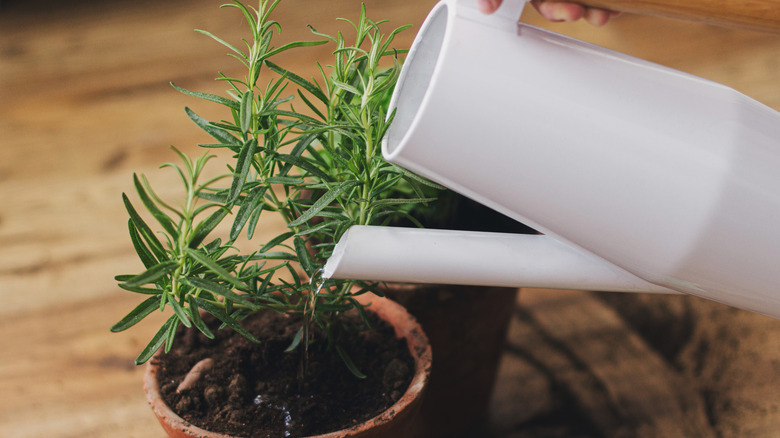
[578,0,780,33]
[1,0,780,437]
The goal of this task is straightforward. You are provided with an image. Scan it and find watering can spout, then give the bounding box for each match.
[324,226,676,294]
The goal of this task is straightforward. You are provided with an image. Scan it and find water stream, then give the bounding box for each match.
[300,269,326,381]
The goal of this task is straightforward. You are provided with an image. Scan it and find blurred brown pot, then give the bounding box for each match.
[382,283,519,438]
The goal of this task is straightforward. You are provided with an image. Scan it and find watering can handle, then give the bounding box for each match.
[567,0,780,33]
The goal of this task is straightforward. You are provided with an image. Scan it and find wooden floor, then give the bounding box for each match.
[2,1,780,437]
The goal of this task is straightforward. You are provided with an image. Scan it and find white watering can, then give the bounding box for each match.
[324,0,780,318]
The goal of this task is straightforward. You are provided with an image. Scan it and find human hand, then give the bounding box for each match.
[477,0,620,27]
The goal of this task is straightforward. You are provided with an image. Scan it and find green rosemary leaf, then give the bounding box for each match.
[252,251,298,261]
[258,231,295,253]
[187,295,215,339]
[189,208,229,249]
[185,107,240,146]
[117,282,160,295]
[256,271,275,296]
[294,236,314,276]
[133,174,178,239]
[111,296,161,332]
[335,345,367,379]
[183,276,258,310]
[284,327,304,353]
[265,60,328,104]
[166,294,192,328]
[332,80,361,96]
[123,194,167,261]
[368,197,437,209]
[206,121,243,134]
[229,138,258,203]
[123,261,178,288]
[288,180,360,227]
[275,133,320,178]
[191,203,224,220]
[276,154,330,180]
[261,39,328,61]
[239,90,253,135]
[195,29,246,59]
[184,247,244,289]
[258,29,274,55]
[261,20,282,41]
[192,297,260,343]
[197,143,241,150]
[127,219,157,269]
[264,73,289,105]
[294,219,341,237]
[196,190,231,204]
[163,316,180,354]
[395,165,447,190]
[285,260,302,287]
[246,202,263,240]
[171,82,239,110]
[368,174,403,198]
[349,296,374,325]
[135,316,177,365]
[297,89,327,121]
[254,261,289,278]
[376,210,424,228]
[265,176,305,185]
[224,2,258,39]
[230,186,267,241]
[268,109,323,127]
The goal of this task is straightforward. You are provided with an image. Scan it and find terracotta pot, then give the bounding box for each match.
[143,294,432,438]
[382,283,518,438]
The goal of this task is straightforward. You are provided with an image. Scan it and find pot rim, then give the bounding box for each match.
[143,293,432,438]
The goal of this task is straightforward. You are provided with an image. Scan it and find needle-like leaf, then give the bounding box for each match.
[229,138,258,203]
[123,261,178,288]
[111,296,161,332]
[134,316,176,365]
[183,276,258,310]
[193,297,260,343]
[171,83,240,110]
[185,248,245,290]
[288,180,360,227]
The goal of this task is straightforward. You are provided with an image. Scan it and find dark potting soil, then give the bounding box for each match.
[154,307,414,437]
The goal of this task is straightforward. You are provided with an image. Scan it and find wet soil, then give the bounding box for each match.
[154,308,413,437]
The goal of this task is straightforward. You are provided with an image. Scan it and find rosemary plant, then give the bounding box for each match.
[113,0,441,375]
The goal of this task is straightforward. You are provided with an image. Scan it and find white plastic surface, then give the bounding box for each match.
[375,0,780,318]
[325,226,676,293]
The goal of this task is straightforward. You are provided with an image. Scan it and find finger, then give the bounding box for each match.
[532,1,586,22]
[584,7,613,26]
[477,0,502,14]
